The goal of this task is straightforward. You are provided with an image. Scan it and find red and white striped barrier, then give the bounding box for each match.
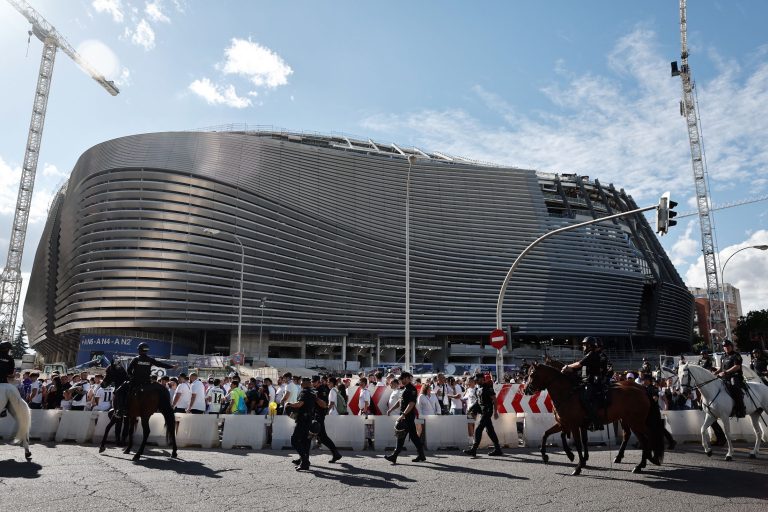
[496,384,554,414]
[371,386,393,416]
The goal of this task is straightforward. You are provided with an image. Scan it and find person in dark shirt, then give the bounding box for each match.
[562,336,604,430]
[698,349,715,372]
[463,373,503,457]
[114,343,175,417]
[751,349,768,385]
[287,377,316,471]
[311,375,342,463]
[717,340,745,418]
[0,341,20,417]
[385,372,426,464]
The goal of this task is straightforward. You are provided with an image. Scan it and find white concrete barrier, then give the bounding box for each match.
[221,415,267,450]
[131,413,174,447]
[29,409,61,441]
[175,413,219,448]
[0,415,18,440]
[664,410,706,442]
[56,410,98,443]
[92,411,113,444]
[323,415,366,451]
[522,412,556,447]
[476,413,519,449]
[424,415,472,450]
[370,415,424,451]
[270,415,295,449]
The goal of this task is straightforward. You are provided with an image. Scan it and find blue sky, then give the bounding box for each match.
[1,0,767,333]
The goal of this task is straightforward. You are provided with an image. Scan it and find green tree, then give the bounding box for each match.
[734,309,768,353]
[11,324,28,359]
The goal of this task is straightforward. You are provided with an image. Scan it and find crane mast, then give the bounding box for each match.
[0,0,119,343]
[671,0,724,342]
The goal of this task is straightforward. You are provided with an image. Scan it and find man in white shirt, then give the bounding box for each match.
[172,373,192,413]
[357,377,371,416]
[27,372,44,409]
[205,379,225,415]
[447,376,464,415]
[93,383,114,412]
[386,378,402,416]
[188,372,207,414]
[281,373,299,414]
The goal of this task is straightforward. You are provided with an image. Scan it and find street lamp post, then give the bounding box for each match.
[202,228,245,357]
[405,155,416,372]
[719,244,768,341]
[258,296,268,362]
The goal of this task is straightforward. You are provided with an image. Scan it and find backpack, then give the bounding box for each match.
[336,392,348,415]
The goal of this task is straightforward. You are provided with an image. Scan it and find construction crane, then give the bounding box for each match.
[0,0,119,343]
[677,193,768,219]
[670,0,725,343]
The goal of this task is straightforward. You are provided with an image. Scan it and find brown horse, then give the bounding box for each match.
[99,382,178,461]
[533,360,633,465]
[525,363,664,475]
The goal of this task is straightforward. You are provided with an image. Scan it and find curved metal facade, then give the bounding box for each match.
[24,131,693,358]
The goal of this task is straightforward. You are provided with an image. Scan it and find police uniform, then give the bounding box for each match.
[114,352,173,415]
[0,353,14,382]
[386,382,426,463]
[465,380,502,456]
[313,381,342,462]
[578,349,604,430]
[290,384,316,470]
[720,350,746,417]
[598,349,611,384]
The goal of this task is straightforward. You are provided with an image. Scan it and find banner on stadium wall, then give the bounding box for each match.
[77,334,189,365]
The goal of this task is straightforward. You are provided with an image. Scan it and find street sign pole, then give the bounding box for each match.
[496,348,504,384]
[489,328,507,383]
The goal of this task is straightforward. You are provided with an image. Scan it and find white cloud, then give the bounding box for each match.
[670,220,701,266]
[92,0,124,23]
[360,28,768,205]
[131,19,156,50]
[41,163,68,179]
[188,78,251,108]
[684,230,768,313]
[145,1,170,23]
[0,156,57,226]
[221,38,293,88]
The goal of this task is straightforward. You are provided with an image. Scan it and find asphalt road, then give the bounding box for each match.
[1,441,766,512]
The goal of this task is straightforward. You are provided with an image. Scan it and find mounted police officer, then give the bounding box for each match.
[114,343,174,418]
[311,375,342,464]
[287,377,316,471]
[596,339,612,385]
[717,339,745,418]
[463,372,503,457]
[0,341,17,417]
[750,349,768,385]
[562,336,604,431]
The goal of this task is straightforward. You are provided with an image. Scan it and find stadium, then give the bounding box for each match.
[23,129,694,370]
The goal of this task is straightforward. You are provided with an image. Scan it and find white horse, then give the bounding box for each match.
[679,363,768,460]
[0,383,32,460]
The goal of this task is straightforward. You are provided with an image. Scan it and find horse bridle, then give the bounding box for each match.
[680,366,720,392]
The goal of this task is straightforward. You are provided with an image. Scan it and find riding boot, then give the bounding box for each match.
[734,390,746,418]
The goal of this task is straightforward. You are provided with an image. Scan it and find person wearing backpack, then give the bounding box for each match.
[226,379,248,414]
[335,382,349,415]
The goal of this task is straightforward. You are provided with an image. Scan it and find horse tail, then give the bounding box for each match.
[645,398,665,465]
[5,387,31,445]
[155,385,176,444]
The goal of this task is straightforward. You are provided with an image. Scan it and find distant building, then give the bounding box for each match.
[688,284,742,344]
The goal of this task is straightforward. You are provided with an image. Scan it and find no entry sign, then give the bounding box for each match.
[489,329,507,350]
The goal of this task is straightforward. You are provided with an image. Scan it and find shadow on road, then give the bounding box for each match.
[576,462,768,499]
[135,456,237,479]
[311,462,416,489]
[0,458,42,479]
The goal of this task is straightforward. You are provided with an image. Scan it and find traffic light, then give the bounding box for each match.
[655,192,678,236]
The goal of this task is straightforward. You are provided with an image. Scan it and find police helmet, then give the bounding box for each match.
[753,348,763,356]
[0,341,12,352]
[722,339,734,347]
[582,337,598,348]
[137,342,150,353]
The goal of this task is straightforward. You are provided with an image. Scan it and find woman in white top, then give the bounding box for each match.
[328,376,339,416]
[416,385,440,417]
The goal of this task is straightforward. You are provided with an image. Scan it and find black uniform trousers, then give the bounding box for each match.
[315,415,338,453]
[473,413,500,449]
[292,417,312,465]
[393,415,425,458]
